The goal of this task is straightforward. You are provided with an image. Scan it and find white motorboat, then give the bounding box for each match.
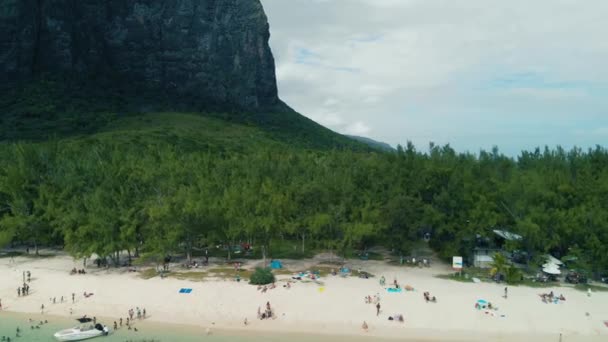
[53,317,109,341]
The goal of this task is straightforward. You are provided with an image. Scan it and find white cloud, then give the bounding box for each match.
[262,0,608,154]
[344,121,371,136]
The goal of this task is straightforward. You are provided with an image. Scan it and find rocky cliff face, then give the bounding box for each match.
[0,0,279,110]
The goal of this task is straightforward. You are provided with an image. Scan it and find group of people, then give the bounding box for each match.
[423,292,437,303]
[364,293,381,305]
[29,318,49,330]
[17,283,30,297]
[540,291,565,303]
[258,283,277,293]
[257,301,274,320]
[475,301,495,310]
[70,268,87,274]
[292,270,320,281]
[183,260,206,269]
[388,314,404,322]
[128,307,147,320]
[16,271,32,298]
[113,307,147,332]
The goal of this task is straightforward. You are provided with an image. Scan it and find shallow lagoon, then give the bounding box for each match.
[0,311,387,342]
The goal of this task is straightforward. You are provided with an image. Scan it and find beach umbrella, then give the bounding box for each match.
[477,299,487,305]
[542,266,561,275]
[545,255,563,265]
[542,263,560,269]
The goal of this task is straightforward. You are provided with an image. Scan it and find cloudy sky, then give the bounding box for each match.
[260,0,608,156]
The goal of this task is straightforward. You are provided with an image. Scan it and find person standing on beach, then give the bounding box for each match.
[0,298,3,310]
[17,287,20,297]
[40,304,44,314]
[376,302,381,316]
[71,293,75,303]
[504,287,508,299]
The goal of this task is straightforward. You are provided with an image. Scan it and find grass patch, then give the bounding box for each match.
[436,274,475,283]
[436,267,491,283]
[517,279,558,288]
[272,268,293,276]
[169,271,209,281]
[0,251,23,258]
[139,268,158,280]
[574,284,608,292]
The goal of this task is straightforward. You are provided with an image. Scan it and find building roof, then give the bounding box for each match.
[474,255,494,262]
[493,229,522,241]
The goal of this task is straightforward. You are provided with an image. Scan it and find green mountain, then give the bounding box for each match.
[0,80,364,151]
[0,0,362,151]
[346,135,395,152]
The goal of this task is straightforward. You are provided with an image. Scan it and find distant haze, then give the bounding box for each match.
[262,0,608,156]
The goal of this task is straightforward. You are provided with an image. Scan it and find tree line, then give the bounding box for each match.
[0,140,607,277]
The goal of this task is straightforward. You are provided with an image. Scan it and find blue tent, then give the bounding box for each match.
[270,260,282,269]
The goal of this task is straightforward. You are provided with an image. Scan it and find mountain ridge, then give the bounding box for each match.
[0,0,368,150]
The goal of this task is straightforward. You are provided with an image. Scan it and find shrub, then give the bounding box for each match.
[249,267,275,285]
[505,266,523,284]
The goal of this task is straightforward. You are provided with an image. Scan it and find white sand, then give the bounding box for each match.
[1,253,607,341]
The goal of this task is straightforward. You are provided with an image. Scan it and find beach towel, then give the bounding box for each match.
[387,288,402,293]
[318,287,325,293]
[179,288,193,294]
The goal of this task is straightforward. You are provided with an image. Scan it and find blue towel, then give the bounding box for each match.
[179,288,193,294]
[387,288,402,293]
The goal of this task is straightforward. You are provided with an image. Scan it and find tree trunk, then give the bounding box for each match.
[301,233,306,253]
[262,245,266,267]
[34,240,39,256]
[127,249,132,265]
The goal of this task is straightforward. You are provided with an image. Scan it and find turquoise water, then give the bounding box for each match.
[0,312,238,342]
[0,312,387,342]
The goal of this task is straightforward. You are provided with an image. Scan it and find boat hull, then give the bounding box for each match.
[53,327,107,341]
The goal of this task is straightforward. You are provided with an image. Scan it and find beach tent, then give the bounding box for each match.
[270,260,282,269]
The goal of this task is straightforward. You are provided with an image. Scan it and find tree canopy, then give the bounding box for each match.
[1,125,607,276]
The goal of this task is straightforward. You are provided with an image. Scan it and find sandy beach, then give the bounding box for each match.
[1,252,607,342]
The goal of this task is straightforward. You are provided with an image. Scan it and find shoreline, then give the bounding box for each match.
[1,254,607,341]
[2,310,596,342]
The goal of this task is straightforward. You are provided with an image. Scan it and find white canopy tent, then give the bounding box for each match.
[545,255,563,265]
[542,266,561,275]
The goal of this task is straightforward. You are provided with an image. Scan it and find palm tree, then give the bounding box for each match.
[490,252,508,280]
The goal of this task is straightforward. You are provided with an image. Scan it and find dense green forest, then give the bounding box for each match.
[1,112,607,279]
